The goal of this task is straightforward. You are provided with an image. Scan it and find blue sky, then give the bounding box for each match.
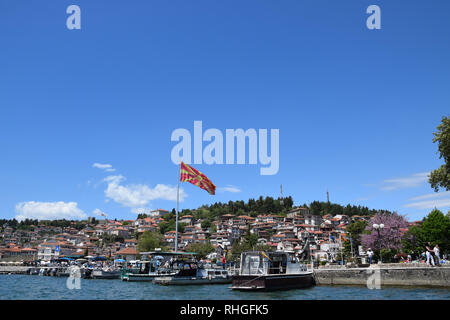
[1,1,449,222]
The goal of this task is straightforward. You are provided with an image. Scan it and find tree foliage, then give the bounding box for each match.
[361,212,409,251]
[137,231,165,252]
[308,201,391,217]
[429,116,450,191]
[231,227,270,257]
[343,220,368,255]
[185,242,215,259]
[403,209,450,254]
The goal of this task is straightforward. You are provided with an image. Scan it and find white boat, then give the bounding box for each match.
[91,267,121,279]
[153,266,232,286]
[120,252,189,282]
[230,251,315,291]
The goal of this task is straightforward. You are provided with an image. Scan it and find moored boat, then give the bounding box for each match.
[153,264,232,286]
[231,251,315,291]
[91,267,120,279]
[120,252,189,282]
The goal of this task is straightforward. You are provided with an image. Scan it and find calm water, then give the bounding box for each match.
[0,275,449,300]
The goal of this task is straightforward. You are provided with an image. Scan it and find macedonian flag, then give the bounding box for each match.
[180,162,216,195]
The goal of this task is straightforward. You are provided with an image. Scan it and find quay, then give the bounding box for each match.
[0,266,70,276]
[0,266,29,274]
[313,264,450,288]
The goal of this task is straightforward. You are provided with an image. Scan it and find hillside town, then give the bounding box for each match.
[0,203,424,265]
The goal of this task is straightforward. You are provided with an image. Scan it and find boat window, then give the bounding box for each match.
[242,254,264,275]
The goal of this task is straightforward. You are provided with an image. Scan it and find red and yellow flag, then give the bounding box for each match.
[180,162,216,195]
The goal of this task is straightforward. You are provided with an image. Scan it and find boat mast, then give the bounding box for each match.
[280,184,284,206]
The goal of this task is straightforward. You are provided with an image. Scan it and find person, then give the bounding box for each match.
[433,244,441,266]
[221,256,226,270]
[425,242,435,266]
[367,248,374,264]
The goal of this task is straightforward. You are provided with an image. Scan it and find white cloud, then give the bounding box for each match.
[103,175,186,209]
[404,191,450,209]
[408,191,450,201]
[92,208,107,217]
[15,201,87,221]
[131,207,153,214]
[217,185,241,193]
[354,197,370,201]
[92,163,116,172]
[404,198,450,210]
[381,172,429,191]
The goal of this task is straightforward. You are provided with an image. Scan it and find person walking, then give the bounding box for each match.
[425,242,435,266]
[433,244,441,266]
[367,248,374,264]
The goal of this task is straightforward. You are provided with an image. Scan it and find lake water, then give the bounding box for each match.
[0,275,449,300]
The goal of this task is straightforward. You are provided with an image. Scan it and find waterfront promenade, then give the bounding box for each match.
[313,264,450,287]
[0,266,29,274]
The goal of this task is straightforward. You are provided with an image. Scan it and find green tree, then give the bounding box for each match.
[343,220,368,256]
[137,231,165,252]
[429,116,450,191]
[185,242,215,259]
[201,219,212,229]
[404,209,450,255]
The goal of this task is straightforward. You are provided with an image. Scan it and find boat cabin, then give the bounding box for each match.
[239,251,307,276]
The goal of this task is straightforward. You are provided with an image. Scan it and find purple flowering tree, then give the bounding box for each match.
[361,212,409,251]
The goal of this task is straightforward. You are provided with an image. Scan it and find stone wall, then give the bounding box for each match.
[0,266,29,274]
[314,265,450,287]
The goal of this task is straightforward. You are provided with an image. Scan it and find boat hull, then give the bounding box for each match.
[154,276,232,286]
[231,273,315,291]
[91,271,120,279]
[121,274,161,282]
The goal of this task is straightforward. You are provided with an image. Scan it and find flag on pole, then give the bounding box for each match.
[260,251,271,261]
[180,162,216,195]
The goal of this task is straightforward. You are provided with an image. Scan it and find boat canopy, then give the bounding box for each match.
[54,257,74,261]
[65,253,84,258]
[92,256,107,261]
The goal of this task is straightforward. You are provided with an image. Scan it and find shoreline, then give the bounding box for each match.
[2,265,450,288]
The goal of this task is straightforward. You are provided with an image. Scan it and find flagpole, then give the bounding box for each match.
[175,163,181,253]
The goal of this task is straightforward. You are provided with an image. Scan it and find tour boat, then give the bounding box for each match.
[120,260,178,281]
[120,252,190,282]
[230,251,315,291]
